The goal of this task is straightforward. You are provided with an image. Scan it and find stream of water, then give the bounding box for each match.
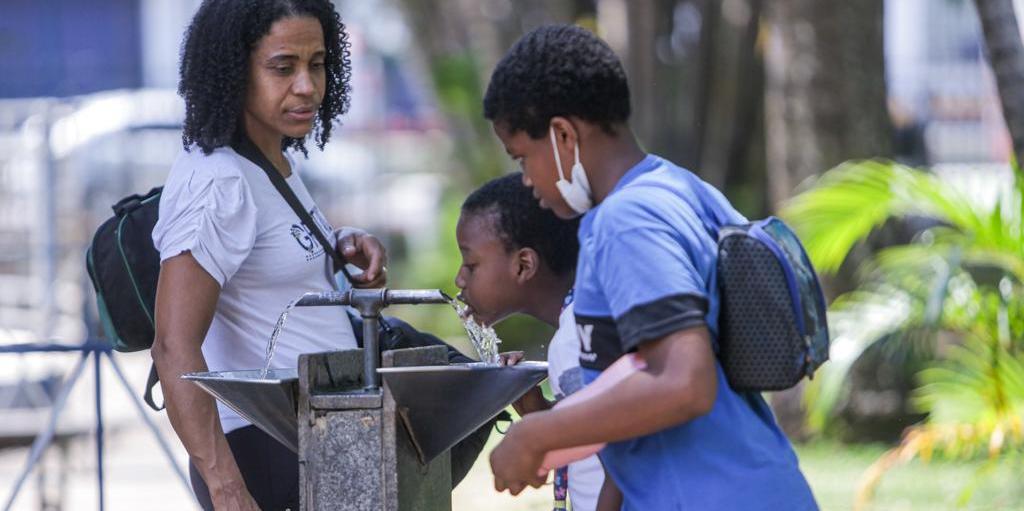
[449,299,502,365]
[260,293,504,379]
[260,298,300,379]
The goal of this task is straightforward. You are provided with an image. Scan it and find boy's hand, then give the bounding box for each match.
[499,353,552,415]
[498,351,525,366]
[490,421,548,495]
[512,386,550,416]
[335,227,387,288]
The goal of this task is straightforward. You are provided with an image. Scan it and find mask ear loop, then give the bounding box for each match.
[550,126,570,183]
[569,132,592,195]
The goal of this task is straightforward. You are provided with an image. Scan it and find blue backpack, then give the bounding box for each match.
[675,169,830,391]
[715,217,830,391]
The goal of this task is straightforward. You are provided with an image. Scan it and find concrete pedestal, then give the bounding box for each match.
[297,347,452,511]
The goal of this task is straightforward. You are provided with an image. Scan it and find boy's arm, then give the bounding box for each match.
[489,325,717,494]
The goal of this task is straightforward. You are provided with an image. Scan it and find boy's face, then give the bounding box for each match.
[454,211,523,326]
[492,122,578,220]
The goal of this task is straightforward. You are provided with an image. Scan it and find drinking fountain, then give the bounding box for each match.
[184,288,547,510]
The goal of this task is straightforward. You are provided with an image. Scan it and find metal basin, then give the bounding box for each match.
[182,368,300,452]
[183,362,548,461]
[379,362,548,463]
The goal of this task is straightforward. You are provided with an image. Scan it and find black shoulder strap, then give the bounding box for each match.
[231,136,354,284]
[142,138,355,412]
[144,363,163,410]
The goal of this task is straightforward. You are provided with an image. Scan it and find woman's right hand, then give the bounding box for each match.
[211,480,261,511]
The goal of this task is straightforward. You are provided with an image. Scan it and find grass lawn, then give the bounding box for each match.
[798,441,1022,511]
[454,436,1023,510]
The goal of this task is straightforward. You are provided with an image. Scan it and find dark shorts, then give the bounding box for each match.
[189,425,299,511]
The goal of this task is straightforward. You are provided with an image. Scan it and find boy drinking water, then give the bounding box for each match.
[455,173,606,511]
[482,25,818,510]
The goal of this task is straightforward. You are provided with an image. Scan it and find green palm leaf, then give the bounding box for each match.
[781,160,1020,275]
[788,159,1023,434]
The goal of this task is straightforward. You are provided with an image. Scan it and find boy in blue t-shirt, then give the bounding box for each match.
[483,24,818,510]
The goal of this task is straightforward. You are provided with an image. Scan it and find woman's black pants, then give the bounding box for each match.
[190,425,299,511]
[188,420,492,510]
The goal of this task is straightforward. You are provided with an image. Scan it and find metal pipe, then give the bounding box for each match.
[295,289,452,308]
[295,290,351,307]
[294,288,452,390]
[362,315,381,390]
[384,289,451,305]
[94,351,105,511]
[4,352,90,511]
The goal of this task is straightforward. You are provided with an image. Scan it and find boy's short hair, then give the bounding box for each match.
[462,173,580,276]
[483,24,631,139]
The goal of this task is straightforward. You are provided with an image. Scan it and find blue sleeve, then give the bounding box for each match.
[592,196,713,352]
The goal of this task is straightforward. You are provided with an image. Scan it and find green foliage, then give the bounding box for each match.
[783,161,1021,277]
[781,159,1024,507]
[426,54,507,190]
[916,335,1024,426]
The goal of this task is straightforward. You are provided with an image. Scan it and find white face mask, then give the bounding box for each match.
[550,127,593,215]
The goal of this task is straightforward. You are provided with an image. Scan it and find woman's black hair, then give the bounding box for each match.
[462,173,580,276]
[178,0,352,155]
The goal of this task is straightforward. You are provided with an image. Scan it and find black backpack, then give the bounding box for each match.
[716,217,830,391]
[86,187,164,409]
[674,172,831,392]
[86,187,163,354]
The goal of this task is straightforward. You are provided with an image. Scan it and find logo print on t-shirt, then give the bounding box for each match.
[289,207,332,262]
[577,324,594,354]
[290,224,316,251]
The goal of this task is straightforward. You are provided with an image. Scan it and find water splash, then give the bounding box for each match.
[449,299,502,365]
[261,298,300,379]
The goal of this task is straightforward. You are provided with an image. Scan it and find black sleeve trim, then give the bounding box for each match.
[616,293,708,351]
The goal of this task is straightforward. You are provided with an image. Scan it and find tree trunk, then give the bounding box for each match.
[974,0,1024,167]
[763,0,892,207]
[723,0,769,218]
[395,0,586,191]
[611,0,704,173]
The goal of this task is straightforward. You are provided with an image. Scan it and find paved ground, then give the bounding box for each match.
[0,351,550,511]
[0,419,549,511]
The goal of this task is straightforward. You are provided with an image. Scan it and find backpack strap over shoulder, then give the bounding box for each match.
[230,135,355,285]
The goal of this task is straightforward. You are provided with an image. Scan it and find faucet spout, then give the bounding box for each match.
[293,288,454,390]
[385,289,452,305]
[295,290,351,307]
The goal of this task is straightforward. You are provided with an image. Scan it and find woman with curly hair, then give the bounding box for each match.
[150,1,386,509]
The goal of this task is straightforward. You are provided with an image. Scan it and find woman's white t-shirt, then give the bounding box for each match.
[152,146,358,434]
[548,302,605,511]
